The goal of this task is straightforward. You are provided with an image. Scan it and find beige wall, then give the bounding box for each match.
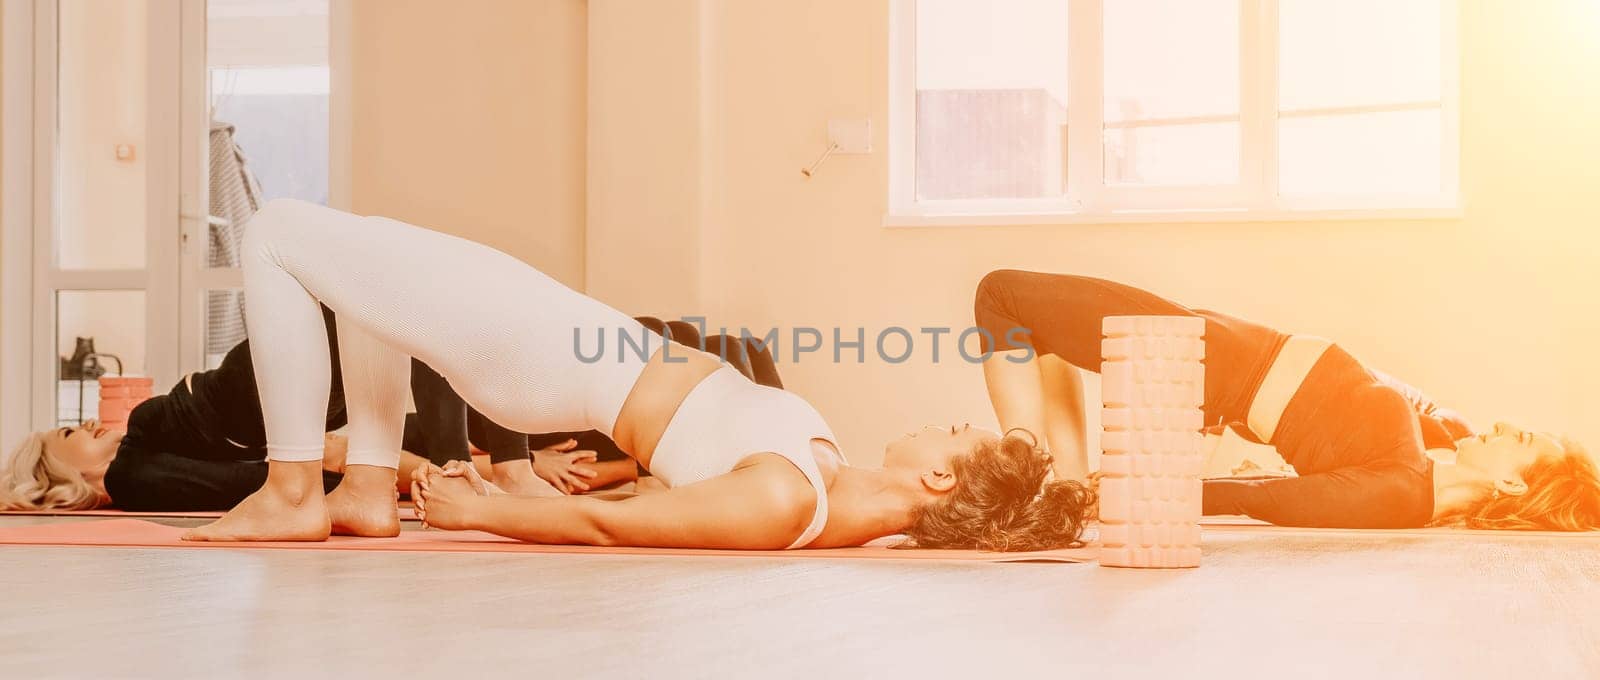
[585,0,706,313]
[347,0,587,288]
[2,6,7,298]
[591,0,1600,466]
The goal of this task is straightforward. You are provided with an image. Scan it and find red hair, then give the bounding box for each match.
[1432,438,1600,531]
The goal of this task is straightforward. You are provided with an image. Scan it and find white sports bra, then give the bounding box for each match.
[647,367,840,549]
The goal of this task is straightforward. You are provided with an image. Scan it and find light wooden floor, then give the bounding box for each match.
[1,518,1596,679]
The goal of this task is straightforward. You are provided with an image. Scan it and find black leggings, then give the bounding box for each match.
[406,360,528,466]
[972,269,1284,426]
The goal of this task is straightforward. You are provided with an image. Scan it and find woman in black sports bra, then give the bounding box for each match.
[975,269,1600,530]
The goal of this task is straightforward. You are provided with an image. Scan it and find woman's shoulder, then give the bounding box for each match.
[1349,383,1436,465]
[732,452,822,525]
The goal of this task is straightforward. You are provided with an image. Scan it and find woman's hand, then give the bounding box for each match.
[440,459,492,495]
[532,439,600,494]
[413,461,490,530]
[409,460,444,493]
[409,460,444,516]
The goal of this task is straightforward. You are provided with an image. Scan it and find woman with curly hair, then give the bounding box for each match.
[185,200,1095,551]
[975,269,1600,531]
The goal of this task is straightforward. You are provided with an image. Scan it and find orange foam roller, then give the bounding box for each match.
[1097,315,1205,569]
[98,376,154,430]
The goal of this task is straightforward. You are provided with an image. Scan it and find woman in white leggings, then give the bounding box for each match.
[185,200,1093,551]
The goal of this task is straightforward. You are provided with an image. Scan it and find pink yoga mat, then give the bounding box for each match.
[0,519,1095,563]
[0,509,225,518]
[0,507,422,520]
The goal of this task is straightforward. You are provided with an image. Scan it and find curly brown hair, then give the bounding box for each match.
[1431,438,1600,531]
[901,429,1096,551]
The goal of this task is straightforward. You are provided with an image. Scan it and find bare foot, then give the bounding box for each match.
[494,458,564,497]
[183,461,330,541]
[327,464,401,537]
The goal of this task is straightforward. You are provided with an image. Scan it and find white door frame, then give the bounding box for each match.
[7,0,183,434]
[1,0,38,450]
[177,0,244,374]
[328,0,352,212]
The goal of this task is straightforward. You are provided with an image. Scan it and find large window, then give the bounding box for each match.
[889,0,1459,224]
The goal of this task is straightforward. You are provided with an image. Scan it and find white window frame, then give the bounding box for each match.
[887,0,1461,227]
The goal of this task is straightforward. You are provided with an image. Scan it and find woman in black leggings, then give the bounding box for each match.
[974,269,1600,530]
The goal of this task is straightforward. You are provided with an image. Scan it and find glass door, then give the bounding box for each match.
[178,0,331,372]
[22,0,333,430]
[31,0,182,426]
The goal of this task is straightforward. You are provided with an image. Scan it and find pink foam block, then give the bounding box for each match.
[1098,315,1206,569]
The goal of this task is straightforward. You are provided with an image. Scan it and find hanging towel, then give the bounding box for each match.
[206,121,262,358]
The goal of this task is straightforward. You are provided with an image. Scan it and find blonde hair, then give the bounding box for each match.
[1431,438,1600,531]
[0,430,104,511]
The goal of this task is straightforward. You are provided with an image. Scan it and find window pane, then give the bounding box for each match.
[915,0,1068,200]
[1280,0,1441,111]
[207,0,329,267]
[205,289,248,369]
[1103,0,1239,185]
[1279,109,1441,195]
[1104,0,1238,122]
[1104,123,1239,186]
[56,0,148,270]
[209,67,329,205]
[56,290,146,425]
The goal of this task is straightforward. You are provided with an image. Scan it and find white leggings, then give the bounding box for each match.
[242,200,652,466]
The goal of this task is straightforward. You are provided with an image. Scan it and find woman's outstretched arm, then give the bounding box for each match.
[415,456,817,549]
[982,350,1090,481]
[1203,463,1434,528]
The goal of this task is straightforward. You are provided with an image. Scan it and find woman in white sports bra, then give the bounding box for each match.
[184,200,1094,551]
